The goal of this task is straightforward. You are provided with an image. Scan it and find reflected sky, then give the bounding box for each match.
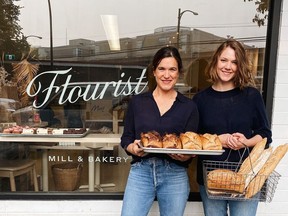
[17,0,268,47]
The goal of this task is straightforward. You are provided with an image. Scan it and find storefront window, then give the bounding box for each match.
[0,0,270,198]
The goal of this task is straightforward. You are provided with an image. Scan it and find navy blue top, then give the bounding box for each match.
[121,91,199,167]
[192,86,272,185]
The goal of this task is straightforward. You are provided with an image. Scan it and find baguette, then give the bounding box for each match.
[243,147,272,188]
[245,144,288,198]
[238,138,267,175]
[207,169,245,193]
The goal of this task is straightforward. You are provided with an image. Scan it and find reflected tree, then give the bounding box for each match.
[244,0,269,26]
[0,0,29,60]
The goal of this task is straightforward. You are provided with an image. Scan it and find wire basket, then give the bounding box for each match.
[203,160,281,202]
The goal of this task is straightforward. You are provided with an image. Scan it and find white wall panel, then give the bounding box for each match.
[3,200,123,215]
[271,190,288,202]
[275,68,288,81]
[272,112,288,124]
[270,138,288,146]
[278,41,288,55]
[279,27,288,43]
[266,1,288,215]
[283,0,288,11]
[274,84,288,97]
[272,98,288,112]
[271,125,288,138]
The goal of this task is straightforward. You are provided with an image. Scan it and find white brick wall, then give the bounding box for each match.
[1,1,287,216]
[262,1,288,216]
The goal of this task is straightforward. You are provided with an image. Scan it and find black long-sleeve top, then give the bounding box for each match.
[192,86,272,185]
[121,91,199,167]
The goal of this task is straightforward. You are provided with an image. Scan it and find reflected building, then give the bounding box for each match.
[37,27,265,95]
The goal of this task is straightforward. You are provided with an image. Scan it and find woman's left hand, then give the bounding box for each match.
[227,133,248,150]
[169,154,195,161]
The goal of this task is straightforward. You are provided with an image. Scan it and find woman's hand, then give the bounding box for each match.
[220,133,263,150]
[232,133,263,148]
[126,140,146,157]
[219,134,230,148]
[226,133,247,150]
[169,154,195,161]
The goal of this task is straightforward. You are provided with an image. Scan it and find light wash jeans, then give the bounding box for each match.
[199,185,258,216]
[121,157,190,216]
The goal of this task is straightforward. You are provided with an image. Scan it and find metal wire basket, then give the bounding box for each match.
[203,160,281,202]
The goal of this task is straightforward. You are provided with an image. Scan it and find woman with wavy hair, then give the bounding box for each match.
[193,39,272,216]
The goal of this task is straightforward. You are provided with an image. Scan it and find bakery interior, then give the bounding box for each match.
[0,82,199,193]
[0,8,270,195]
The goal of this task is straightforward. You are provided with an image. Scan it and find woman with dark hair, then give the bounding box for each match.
[193,39,272,216]
[120,46,199,216]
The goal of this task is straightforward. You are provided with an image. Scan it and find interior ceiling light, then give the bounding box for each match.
[101,15,120,51]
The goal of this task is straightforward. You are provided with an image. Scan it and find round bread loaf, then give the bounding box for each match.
[201,133,222,150]
[207,169,245,193]
[180,132,202,150]
[141,131,163,148]
[162,133,182,149]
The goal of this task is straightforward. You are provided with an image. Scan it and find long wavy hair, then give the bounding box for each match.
[205,39,255,89]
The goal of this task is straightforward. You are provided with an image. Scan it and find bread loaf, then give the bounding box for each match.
[201,133,223,150]
[162,133,182,149]
[238,138,267,175]
[245,144,288,198]
[180,132,202,150]
[207,169,245,193]
[140,131,163,148]
[243,147,272,188]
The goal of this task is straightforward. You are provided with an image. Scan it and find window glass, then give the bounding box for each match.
[0,0,269,195]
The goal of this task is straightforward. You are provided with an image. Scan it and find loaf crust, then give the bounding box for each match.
[180,132,202,150]
[243,148,273,188]
[238,138,267,175]
[207,169,245,193]
[140,131,163,148]
[162,133,182,149]
[245,144,288,198]
[201,133,223,150]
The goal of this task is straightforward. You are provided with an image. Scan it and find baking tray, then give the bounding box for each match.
[140,146,225,155]
[0,128,90,138]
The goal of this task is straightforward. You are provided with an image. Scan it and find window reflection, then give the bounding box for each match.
[0,0,269,195]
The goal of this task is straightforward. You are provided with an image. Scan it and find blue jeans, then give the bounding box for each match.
[199,185,258,216]
[121,157,190,216]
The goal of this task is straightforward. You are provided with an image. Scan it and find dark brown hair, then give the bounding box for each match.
[152,46,183,74]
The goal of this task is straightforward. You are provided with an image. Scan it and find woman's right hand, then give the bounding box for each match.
[126,140,146,157]
[222,133,248,150]
[219,133,231,148]
[219,133,243,150]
